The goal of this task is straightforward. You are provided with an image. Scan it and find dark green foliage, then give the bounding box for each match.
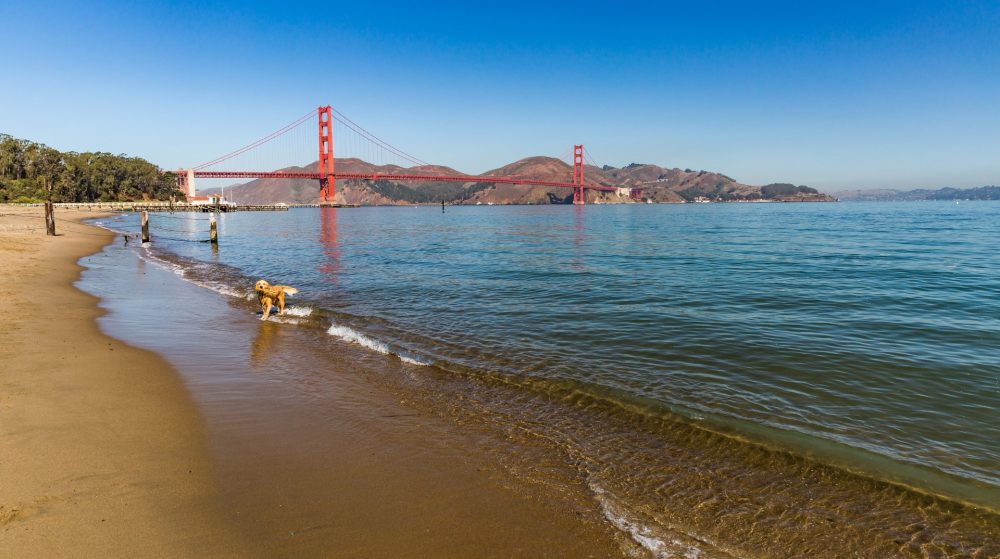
[368,180,437,203]
[762,183,798,197]
[0,134,181,202]
[546,191,572,204]
[414,182,468,201]
[369,179,491,203]
[461,182,496,200]
[760,183,818,198]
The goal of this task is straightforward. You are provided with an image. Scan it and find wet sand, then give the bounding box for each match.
[2,206,629,558]
[81,216,630,558]
[0,207,245,557]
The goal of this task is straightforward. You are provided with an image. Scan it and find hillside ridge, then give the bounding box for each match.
[831,185,1000,201]
[203,157,835,205]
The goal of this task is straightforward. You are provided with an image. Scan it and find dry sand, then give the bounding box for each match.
[0,207,245,557]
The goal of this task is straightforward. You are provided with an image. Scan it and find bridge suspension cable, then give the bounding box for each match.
[192,109,315,170]
[179,105,620,204]
[329,108,430,167]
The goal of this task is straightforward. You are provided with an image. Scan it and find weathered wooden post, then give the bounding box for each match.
[141,210,150,243]
[209,213,218,244]
[44,202,56,236]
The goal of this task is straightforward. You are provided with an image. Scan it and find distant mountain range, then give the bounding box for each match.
[201,157,835,205]
[831,185,1000,201]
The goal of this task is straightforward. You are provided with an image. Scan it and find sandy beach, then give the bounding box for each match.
[0,207,629,558]
[0,207,245,557]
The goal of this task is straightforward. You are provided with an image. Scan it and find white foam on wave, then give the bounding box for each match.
[138,248,186,277]
[136,249,256,301]
[399,355,430,366]
[206,284,249,299]
[326,322,429,366]
[282,306,313,317]
[327,323,391,354]
[590,483,704,559]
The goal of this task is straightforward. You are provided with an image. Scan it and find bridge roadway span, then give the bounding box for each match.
[190,170,619,192]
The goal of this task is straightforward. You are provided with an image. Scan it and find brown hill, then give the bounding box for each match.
[603,164,753,202]
[202,157,833,205]
[463,157,619,204]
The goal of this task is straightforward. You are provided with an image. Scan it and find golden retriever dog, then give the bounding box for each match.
[254,279,299,321]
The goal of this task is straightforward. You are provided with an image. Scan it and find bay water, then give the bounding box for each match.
[96,201,1000,557]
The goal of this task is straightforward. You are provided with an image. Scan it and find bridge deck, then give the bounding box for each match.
[190,171,619,192]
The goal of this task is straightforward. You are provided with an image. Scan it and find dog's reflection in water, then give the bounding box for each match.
[250,320,280,366]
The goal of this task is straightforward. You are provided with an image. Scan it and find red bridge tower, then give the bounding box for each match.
[318,106,334,202]
[572,145,585,205]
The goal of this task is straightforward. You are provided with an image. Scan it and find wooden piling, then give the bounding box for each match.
[141,210,150,243]
[44,202,56,236]
[210,213,218,244]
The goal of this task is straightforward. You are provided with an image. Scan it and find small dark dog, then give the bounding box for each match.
[254,279,299,321]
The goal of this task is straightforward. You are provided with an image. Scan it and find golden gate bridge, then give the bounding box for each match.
[176,106,641,205]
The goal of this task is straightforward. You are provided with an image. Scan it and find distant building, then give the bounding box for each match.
[188,195,231,206]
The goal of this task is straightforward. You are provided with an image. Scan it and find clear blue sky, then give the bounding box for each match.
[2,0,998,191]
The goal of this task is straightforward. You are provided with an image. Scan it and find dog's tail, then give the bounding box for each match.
[282,287,299,296]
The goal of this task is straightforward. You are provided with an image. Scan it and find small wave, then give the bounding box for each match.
[326,322,429,366]
[138,249,186,277]
[327,323,391,354]
[282,306,313,317]
[132,243,256,300]
[176,277,251,299]
[205,284,249,299]
[399,354,430,366]
[591,483,706,559]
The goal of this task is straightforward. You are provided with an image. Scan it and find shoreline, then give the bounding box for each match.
[89,208,1000,558]
[6,205,998,558]
[77,218,632,558]
[3,207,631,557]
[0,208,245,557]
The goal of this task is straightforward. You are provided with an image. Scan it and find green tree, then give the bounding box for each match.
[0,134,182,203]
